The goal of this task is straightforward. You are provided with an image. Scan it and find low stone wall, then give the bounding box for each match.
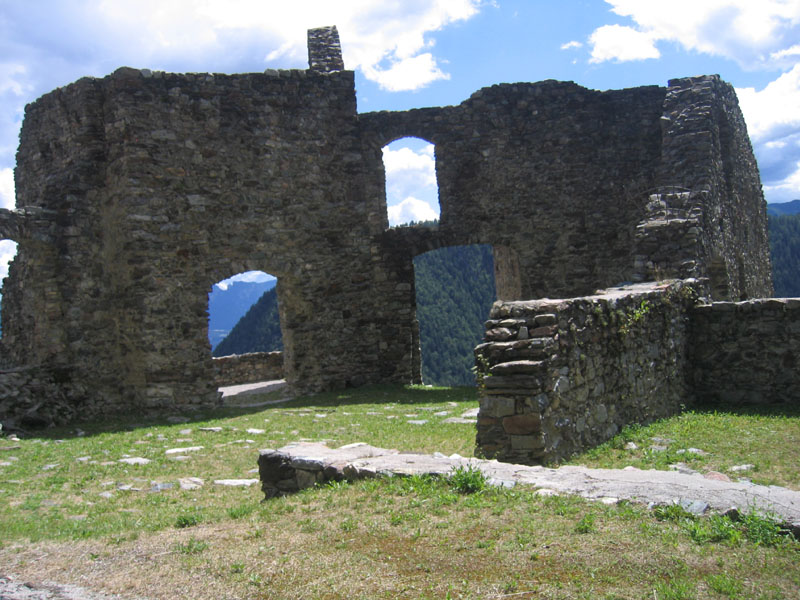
[475,280,700,465]
[212,352,284,387]
[0,365,80,428]
[690,299,800,404]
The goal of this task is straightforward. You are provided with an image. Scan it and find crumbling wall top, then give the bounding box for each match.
[307,25,345,73]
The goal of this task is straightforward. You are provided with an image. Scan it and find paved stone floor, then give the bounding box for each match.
[260,441,800,527]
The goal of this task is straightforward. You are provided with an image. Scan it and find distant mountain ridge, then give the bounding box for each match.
[207,280,275,349]
[768,213,800,297]
[767,200,800,216]
[212,286,282,357]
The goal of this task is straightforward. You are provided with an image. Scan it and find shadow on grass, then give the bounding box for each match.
[13,384,478,440]
[690,401,800,419]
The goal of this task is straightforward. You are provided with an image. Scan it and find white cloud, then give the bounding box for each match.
[0,64,32,97]
[382,145,436,181]
[0,169,17,286]
[736,64,800,142]
[215,270,276,291]
[364,53,450,92]
[736,65,800,200]
[590,0,800,68]
[560,41,583,51]
[0,0,484,176]
[764,161,800,202]
[89,0,481,90]
[388,196,439,226]
[0,168,14,210]
[771,43,800,60]
[382,141,438,223]
[588,24,660,63]
[0,240,18,284]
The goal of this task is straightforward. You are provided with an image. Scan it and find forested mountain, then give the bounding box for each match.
[768,214,800,297]
[208,279,275,349]
[414,244,495,386]
[767,200,800,216]
[212,286,283,357]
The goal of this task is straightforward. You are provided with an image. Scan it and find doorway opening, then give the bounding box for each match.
[0,240,18,339]
[208,270,282,357]
[383,137,439,227]
[413,244,496,386]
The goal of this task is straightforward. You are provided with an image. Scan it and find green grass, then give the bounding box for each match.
[0,384,478,542]
[565,404,800,489]
[0,385,799,599]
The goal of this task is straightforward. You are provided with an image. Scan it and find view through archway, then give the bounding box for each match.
[413,245,496,386]
[0,240,18,338]
[208,270,283,357]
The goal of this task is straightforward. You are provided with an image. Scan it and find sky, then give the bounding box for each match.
[1,0,799,286]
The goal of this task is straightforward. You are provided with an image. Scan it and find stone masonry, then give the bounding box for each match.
[0,26,772,427]
[212,351,283,387]
[475,280,701,465]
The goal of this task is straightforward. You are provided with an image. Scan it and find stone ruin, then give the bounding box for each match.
[0,27,784,460]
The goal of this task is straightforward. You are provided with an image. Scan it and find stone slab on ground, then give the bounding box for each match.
[258,442,800,526]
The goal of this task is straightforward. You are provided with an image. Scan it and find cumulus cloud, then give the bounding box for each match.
[0,0,483,176]
[388,196,439,226]
[50,1,481,89]
[763,159,800,202]
[383,140,439,224]
[589,25,659,63]
[0,168,17,285]
[589,0,800,68]
[363,53,449,92]
[736,64,800,200]
[215,270,276,291]
[560,41,583,51]
[0,240,17,283]
[0,168,14,210]
[736,64,800,143]
[383,144,436,180]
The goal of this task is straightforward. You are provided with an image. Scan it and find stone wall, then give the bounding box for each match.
[0,25,772,424]
[690,299,800,404]
[212,352,284,387]
[0,366,81,428]
[632,76,772,299]
[475,280,701,465]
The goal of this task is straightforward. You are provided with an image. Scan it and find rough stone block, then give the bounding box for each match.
[510,434,545,451]
[502,413,542,435]
[480,396,516,418]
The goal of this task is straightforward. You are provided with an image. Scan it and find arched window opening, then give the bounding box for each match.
[383,137,440,228]
[0,240,19,339]
[207,270,283,357]
[413,244,496,386]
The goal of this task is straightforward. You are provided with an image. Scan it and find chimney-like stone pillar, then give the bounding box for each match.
[307,25,345,72]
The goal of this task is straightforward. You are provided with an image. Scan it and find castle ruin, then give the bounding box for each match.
[0,28,781,452]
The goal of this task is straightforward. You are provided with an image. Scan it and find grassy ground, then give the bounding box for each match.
[1,385,798,599]
[564,403,800,490]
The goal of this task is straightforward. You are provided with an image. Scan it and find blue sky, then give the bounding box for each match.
[1,0,799,283]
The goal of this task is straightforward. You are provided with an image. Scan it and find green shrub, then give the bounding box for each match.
[449,464,487,494]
